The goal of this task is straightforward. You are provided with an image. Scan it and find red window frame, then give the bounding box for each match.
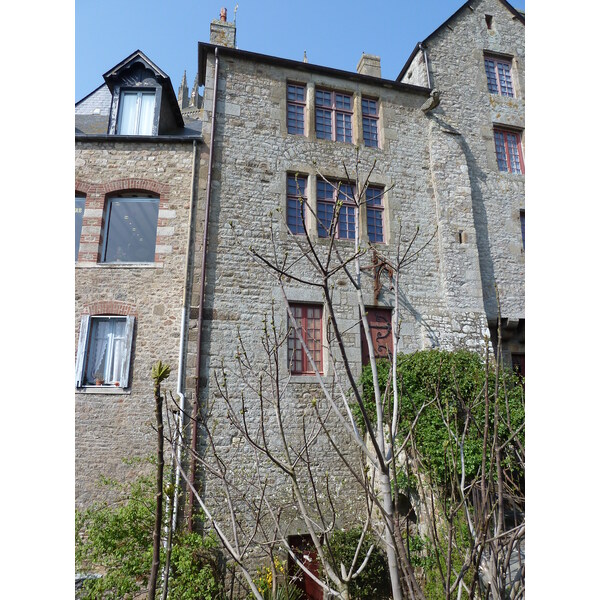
[315,89,353,143]
[484,56,514,97]
[494,128,524,174]
[362,97,379,148]
[287,83,306,135]
[288,304,323,374]
[286,174,307,235]
[360,308,393,365]
[316,179,356,239]
[366,185,385,243]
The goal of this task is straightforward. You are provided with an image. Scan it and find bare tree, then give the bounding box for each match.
[162,149,523,600]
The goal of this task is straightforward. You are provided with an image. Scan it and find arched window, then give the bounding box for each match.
[102,193,159,263]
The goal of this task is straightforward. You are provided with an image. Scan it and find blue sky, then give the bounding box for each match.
[76,0,525,101]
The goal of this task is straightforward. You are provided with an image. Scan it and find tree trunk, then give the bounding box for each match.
[148,379,164,599]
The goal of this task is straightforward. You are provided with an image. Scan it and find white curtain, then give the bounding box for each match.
[138,93,155,135]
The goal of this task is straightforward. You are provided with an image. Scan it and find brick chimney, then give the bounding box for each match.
[210,7,236,48]
[357,53,381,78]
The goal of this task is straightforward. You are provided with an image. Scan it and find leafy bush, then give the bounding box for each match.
[76,467,224,599]
[324,528,391,600]
[358,350,525,493]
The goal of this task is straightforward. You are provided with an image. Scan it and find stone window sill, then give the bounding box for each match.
[76,262,163,269]
[77,386,131,395]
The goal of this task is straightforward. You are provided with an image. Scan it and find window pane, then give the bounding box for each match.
[494,131,508,172]
[75,196,86,260]
[497,62,514,97]
[104,198,159,262]
[316,109,332,139]
[117,92,138,134]
[287,175,306,234]
[363,117,378,147]
[138,92,155,134]
[506,133,522,173]
[85,318,127,384]
[485,59,499,94]
[336,112,352,142]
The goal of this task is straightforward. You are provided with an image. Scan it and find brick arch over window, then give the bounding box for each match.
[101,178,169,201]
[83,301,138,317]
[75,180,94,196]
[76,177,172,264]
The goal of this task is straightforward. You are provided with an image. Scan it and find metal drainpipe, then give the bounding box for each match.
[171,138,198,528]
[187,46,220,532]
[161,137,197,600]
[419,43,432,89]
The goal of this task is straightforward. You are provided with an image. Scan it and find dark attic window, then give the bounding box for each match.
[485,14,493,29]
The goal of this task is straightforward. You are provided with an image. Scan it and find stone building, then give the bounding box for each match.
[75,0,524,589]
[75,49,206,508]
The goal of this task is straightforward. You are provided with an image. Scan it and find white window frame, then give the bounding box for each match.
[75,315,135,388]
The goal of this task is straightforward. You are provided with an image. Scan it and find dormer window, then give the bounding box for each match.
[117,90,156,135]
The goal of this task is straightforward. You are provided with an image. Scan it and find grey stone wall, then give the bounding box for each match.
[192,49,493,533]
[402,0,525,326]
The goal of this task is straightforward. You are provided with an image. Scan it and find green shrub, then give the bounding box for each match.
[358,350,525,492]
[324,528,391,600]
[76,467,224,599]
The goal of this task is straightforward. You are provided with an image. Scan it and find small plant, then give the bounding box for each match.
[76,464,224,600]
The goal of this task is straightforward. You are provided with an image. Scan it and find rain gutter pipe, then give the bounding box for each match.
[187,46,220,532]
[171,138,198,530]
[419,43,432,89]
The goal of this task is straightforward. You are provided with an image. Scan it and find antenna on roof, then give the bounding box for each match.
[234,4,239,25]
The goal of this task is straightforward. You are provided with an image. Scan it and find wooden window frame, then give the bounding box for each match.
[366,185,385,243]
[286,83,306,135]
[361,307,393,366]
[286,174,307,235]
[315,89,353,143]
[362,97,379,148]
[316,179,356,239]
[494,128,524,174]
[485,55,514,97]
[288,304,323,374]
[75,315,135,388]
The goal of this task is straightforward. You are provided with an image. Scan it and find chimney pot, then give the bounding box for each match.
[220,7,227,21]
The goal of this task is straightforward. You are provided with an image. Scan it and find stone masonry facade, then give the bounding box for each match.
[75,0,524,562]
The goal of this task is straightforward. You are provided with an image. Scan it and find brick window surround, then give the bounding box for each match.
[75,178,170,264]
[287,83,306,135]
[315,89,353,142]
[76,302,138,388]
[362,97,379,147]
[288,304,323,374]
[76,195,86,261]
[485,56,514,97]
[317,179,356,239]
[493,129,524,174]
[287,174,307,234]
[102,195,160,263]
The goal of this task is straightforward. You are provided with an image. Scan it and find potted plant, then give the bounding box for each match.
[114,381,120,387]
[94,371,104,386]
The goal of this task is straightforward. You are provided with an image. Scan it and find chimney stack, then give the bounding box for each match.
[357,53,381,78]
[210,7,236,48]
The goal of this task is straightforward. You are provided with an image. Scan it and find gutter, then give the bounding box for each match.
[419,43,432,89]
[187,45,220,532]
[75,134,202,143]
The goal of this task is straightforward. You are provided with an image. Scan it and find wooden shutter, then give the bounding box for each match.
[361,308,393,366]
[75,315,90,387]
[120,316,135,388]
